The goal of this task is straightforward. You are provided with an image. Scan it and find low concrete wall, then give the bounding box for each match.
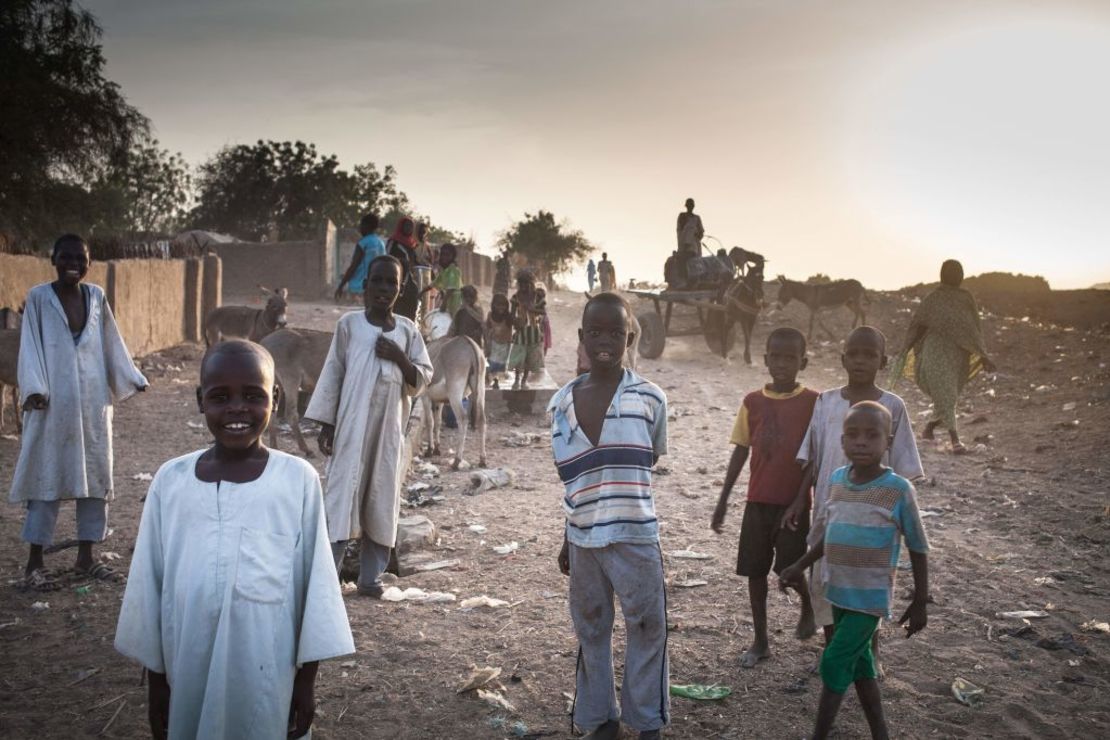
[215,240,329,299]
[0,253,213,356]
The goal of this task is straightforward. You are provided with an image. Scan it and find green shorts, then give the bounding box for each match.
[820,607,880,693]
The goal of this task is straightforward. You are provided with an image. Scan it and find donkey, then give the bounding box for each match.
[261,327,333,457]
[776,276,868,341]
[422,335,487,470]
[722,261,765,364]
[204,286,288,346]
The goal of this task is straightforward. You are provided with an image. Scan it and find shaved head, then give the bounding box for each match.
[845,400,892,435]
[845,325,886,354]
[200,339,275,386]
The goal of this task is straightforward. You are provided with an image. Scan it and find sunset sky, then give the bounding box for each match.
[88,0,1110,289]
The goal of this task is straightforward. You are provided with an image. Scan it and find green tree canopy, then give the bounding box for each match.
[497,210,594,283]
[91,134,192,237]
[0,0,148,248]
[190,140,414,242]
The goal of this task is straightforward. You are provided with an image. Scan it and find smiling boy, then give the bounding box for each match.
[549,293,669,740]
[9,234,148,590]
[116,340,353,739]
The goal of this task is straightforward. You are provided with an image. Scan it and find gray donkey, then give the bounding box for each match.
[261,327,332,457]
[204,286,288,346]
[422,335,487,470]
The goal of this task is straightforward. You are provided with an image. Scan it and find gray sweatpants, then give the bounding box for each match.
[331,535,392,591]
[569,541,670,733]
[22,499,108,546]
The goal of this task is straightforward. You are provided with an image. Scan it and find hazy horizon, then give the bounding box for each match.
[88,0,1110,290]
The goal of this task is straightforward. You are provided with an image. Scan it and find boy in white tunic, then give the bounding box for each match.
[115,340,354,739]
[305,255,433,597]
[10,234,148,590]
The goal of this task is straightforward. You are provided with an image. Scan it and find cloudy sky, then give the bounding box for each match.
[88,0,1110,289]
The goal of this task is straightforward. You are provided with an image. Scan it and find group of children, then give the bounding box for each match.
[556,297,929,740]
[10,230,928,739]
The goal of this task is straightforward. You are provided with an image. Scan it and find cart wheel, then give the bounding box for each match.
[704,311,737,358]
[637,311,666,359]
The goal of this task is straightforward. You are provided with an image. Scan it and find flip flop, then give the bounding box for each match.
[76,562,125,583]
[20,567,62,592]
[951,443,969,455]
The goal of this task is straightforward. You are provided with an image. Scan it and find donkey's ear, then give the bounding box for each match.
[257,284,273,296]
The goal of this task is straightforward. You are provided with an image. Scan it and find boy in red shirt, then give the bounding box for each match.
[711,327,819,667]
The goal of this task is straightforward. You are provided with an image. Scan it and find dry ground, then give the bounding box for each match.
[1,286,1108,739]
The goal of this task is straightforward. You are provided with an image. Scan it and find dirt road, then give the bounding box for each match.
[1,288,1107,739]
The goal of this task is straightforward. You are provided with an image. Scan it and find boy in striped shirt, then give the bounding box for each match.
[549,293,669,740]
[780,401,929,740]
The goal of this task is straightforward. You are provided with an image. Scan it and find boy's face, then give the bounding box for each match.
[841,333,886,385]
[365,261,401,311]
[492,296,509,314]
[841,407,892,469]
[52,241,90,286]
[196,351,276,451]
[579,302,631,371]
[438,249,454,268]
[764,335,806,386]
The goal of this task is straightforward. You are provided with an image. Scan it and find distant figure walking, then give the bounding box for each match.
[335,213,385,301]
[586,258,597,292]
[892,259,996,454]
[598,252,616,292]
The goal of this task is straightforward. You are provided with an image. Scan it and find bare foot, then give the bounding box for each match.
[582,719,620,740]
[740,642,770,668]
[922,420,938,441]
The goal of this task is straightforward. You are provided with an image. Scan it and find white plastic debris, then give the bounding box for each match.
[674,579,709,588]
[469,467,515,492]
[459,595,510,610]
[131,472,153,481]
[1080,620,1110,634]
[380,587,457,604]
[31,601,50,611]
[492,542,519,555]
[186,421,206,429]
[669,549,713,560]
[996,610,1049,620]
[467,524,488,534]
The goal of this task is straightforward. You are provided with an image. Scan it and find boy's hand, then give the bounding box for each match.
[781,499,804,531]
[557,540,570,576]
[147,670,171,740]
[375,336,406,365]
[778,564,804,592]
[898,599,928,638]
[318,424,335,456]
[287,664,317,738]
[710,499,728,534]
[23,394,47,411]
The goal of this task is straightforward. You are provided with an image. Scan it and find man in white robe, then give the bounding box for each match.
[10,277,147,584]
[304,309,432,596]
[115,450,354,739]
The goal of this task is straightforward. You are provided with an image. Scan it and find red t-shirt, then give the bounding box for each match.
[729,385,819,506]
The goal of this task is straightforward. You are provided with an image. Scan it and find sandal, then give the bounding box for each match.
[76,562,125,583]
[19,567,62,592]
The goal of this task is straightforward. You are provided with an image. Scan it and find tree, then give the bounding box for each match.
[90,134,192,236]
[190,140,413,242]
[0,0,148,247]
[497,210,594,283]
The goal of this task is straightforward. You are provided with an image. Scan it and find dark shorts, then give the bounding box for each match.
[736,501,809,578]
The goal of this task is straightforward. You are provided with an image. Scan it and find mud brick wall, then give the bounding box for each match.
[214,241,329,299]
[0,253,214,355]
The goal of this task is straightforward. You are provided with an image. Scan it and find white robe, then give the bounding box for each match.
[115,450,355,740]
[304,311,432,547]
[9,282,148,503]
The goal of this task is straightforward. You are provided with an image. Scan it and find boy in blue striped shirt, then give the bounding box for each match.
[549,293,669,740]
[780,401,929,740]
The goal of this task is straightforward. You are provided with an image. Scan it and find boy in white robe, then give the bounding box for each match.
[305,254,433,597]
[116,340,354,739]
[9,234,148,590]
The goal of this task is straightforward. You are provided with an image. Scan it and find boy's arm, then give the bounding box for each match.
[711,445,749,533]
[778,537,825,590]
[289,661,319,738]
[782,462,814,531]
[335,245,364,296]
[898,551,929,638]
[557,532,570,576]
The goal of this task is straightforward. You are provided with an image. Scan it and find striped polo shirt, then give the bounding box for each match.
[549,369,668,548]
[819,466,929,618]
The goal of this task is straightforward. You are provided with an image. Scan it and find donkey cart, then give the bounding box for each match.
[627,284,761,363]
